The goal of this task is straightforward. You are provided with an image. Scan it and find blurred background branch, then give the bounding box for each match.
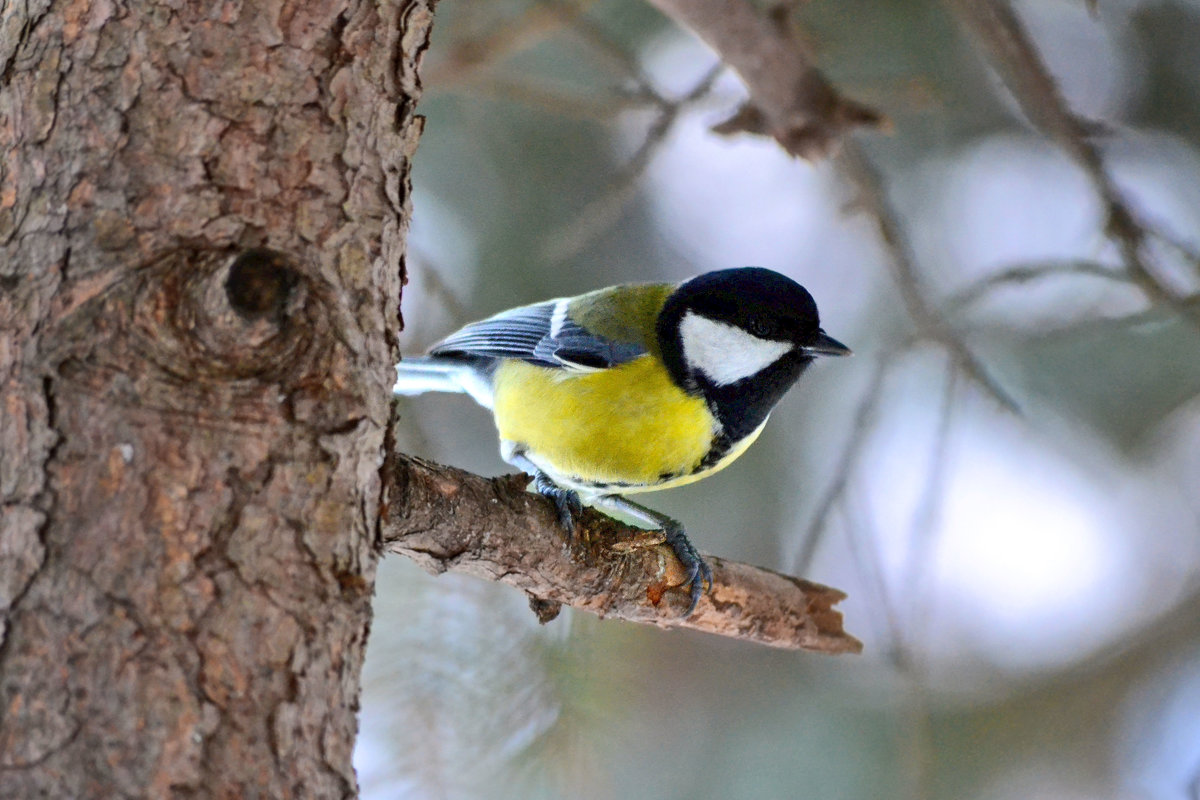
[945,0,1200,317]
[645,0,885,157]
[837,140,1020,412]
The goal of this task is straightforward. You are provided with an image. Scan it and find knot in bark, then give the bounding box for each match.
[224,248,302,323]
[154,247,315,383]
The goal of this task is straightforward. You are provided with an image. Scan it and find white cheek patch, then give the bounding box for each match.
[679,312,792,386]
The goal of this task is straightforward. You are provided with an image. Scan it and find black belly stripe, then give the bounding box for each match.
[571,477,637,490]
[695,429,735,473]
[565,429,733,492]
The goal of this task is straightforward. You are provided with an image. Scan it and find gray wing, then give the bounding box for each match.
[430,298,645,372]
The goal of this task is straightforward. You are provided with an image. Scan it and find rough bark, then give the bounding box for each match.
[0,0,431,796]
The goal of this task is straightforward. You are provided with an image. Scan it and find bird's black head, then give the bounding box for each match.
[657,267,849,445]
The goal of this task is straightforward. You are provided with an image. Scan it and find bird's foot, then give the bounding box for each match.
[591,494,712,616]
[533,472,583,536]
[660,521,713,616]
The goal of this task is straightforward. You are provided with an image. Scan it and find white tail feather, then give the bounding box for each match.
[393,357,495,409]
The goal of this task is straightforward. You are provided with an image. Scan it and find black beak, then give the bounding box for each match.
[801,330,852,357]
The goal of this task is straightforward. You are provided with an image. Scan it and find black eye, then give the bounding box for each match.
[747,318,772,338]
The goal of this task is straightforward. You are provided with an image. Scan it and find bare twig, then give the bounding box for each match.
[944,0,1199,318]
[408,253,472,328]
[901,365,958,631]
[838,140,1020,412]
[425,1,595,89]
[447,7,666,121]
[381,452,863,653]
[943,258,1131,313]
[645,0,883,158]
[453,74,656,120]
[542,62,726,264]
[790,353,892,575]
[563,7,661,89]
[838,498,903,660]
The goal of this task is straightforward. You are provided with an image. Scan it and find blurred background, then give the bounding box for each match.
[358,1,1200,797]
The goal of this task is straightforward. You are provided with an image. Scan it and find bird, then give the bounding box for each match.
[392,267,850,614]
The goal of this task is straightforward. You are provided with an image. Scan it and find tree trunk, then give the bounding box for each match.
[0,0,432,795]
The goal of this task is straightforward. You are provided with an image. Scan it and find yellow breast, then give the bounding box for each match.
[492,356,724,491]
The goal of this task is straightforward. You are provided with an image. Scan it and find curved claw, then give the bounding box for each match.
[661,522,712,616]
[533,473,583,536]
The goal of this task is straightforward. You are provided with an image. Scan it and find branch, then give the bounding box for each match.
[645,0,884,158]
[945,0,1199,318]
[942,258,1131,313]
[380,452,862,654]
[424,1,592,88]
[542,63,725,264]
[789,353,892,575]
[837,141,1020,412]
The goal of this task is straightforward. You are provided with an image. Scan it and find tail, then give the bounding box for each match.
[393,356,494,409]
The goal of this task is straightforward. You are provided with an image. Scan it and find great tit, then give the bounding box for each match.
[393,267,850,613]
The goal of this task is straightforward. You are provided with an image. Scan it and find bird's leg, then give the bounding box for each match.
[591,494,713,616]
[505,452,583,535]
